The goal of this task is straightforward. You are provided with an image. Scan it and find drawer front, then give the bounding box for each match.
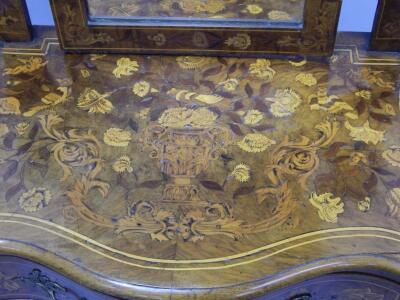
[258,273,400,300]
[0,255,117,300]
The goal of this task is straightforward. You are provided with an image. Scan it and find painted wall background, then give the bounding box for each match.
[26,0,378,32]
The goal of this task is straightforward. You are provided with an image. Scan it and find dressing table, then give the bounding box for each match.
[0,1,400,299]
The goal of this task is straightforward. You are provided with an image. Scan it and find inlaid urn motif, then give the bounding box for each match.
[117,108,244,242]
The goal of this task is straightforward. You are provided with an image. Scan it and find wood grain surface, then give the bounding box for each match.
[0,29,399,299]
[0,0,31,42]
[50,0,342,56]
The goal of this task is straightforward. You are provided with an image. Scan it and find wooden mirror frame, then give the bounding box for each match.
[370,0,400,52]
[0,0,31,42]
[50,0,342,56]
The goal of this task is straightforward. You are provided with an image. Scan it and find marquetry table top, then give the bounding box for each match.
[0,29,400,299]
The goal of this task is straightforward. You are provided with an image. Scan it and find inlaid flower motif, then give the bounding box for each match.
[168,88,223,104]
[77,88,113,114]
[249,59,276,81]
[386,188,400,219]
[358,197,371,213]
[0,123,9,138]
[382,146,400,167]
[289,58,307,67]
[296,73,317,86]
[174,0,225,14]
[246,4,263,14]
[113,156,134,174]
[295,73,317,86]
[355,90,372,100]
[179,0,225,14]
[18,187,52,213]
[349,152,368,166]
[112,58,139,78]
[243,109,263,125]
[309,192,344,223]
[136,108,150,120]
[176,56,213,70]
[268,10,291,21]
[225,33,251,50]
[3,57,47,76]
[132,81,151,97]
[231,164,251,182]
[90,54,106,61]
[278,148,319,181]
[15,122,30,135]
[192,32,209,48]
[148,33,166,46]
[158,107,217,128]
[218,79,239,92]
[237,134,276,153]
[308,88,339,106]
[266,88,302,117]
[103,128,132,147]
[80,69,91,78]
[0,97,21,115]
[345,121,385,145]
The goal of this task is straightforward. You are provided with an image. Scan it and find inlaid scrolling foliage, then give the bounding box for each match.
[50,0,342,55]
[1,49,400,243]
[0,0,31,42]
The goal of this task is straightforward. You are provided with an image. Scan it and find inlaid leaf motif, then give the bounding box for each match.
[233,186,254,199]
[202,66,221,77]
[245,83,253,97]
[370,112,392,124]
[28,161,49,178]
[201,181,224,191]
[254,99,269,113]
[233,101,244,111]
[128,119,139,132]
[356,100,367,116]
[252,124,275,131]
[363,173,378,191]
[3,132,16,150]
[199,80,215,90]
[3,160,18,182]
[139,181,163,189]
[226,112,242,123]
[5,182,24,202]
[229,123,243,136]
[228,63,237,74]
[324,142,347,158]
[16,141,33,156]
[370,167,396,177]
[28,123,39,140]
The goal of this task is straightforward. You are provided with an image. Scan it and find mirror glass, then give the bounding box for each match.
[86,0,306,28]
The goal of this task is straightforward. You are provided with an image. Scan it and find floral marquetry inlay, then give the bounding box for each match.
[1,33,400,280]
